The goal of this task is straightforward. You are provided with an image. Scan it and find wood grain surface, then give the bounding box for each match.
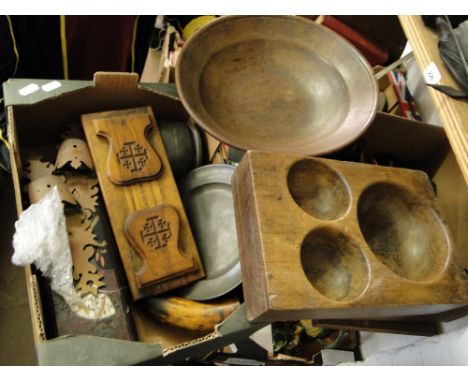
[232,150,468,322]
[176,15,378,156]
[399,16,468,184]
[82,106,204,300]
[125,205,196,286]
[94,113,162,185]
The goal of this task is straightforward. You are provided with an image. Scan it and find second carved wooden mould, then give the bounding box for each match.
[232,150,468,322]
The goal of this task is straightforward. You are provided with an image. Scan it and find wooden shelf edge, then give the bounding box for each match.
[399,15,468,185]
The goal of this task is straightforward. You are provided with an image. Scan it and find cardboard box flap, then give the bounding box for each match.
[36,305,266,365]
[93,72,180,99]
[141,82,179,100]
[2,73,179,107]
[3,78,91,106]
[36,335,164,366]
[160,305,266,365]
[363,112,448,166]
[94,71,139,90]
[217,305,266,336]
[6,77,187,147]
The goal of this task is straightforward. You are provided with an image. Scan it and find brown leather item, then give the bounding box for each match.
[55,138,95,172]
[27,175,78,206]
[94,113,162,185]
[124,205,196,287]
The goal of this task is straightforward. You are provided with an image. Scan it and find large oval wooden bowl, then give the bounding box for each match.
[176,16,378,155]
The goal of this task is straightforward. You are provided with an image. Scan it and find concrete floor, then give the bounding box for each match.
[0,171,36,365]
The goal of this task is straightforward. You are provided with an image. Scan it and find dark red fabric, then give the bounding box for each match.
[66,16,137,80]
[321,16,389,66]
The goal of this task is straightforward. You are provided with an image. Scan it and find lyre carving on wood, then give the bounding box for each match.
[124,205,196,288]
[94,114,162,185]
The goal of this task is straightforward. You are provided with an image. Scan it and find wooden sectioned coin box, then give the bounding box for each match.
[232,150,468,323]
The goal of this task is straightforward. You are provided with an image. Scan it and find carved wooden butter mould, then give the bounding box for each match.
[232,150,468,322]
[82,107,205,300]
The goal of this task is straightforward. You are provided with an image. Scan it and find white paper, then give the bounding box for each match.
[423,62,442,85]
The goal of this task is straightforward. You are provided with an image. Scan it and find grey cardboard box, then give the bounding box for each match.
[4,72,265,365]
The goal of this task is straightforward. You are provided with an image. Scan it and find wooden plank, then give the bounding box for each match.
[233,151,468,322]
[82,106,204,300]
[433,150,468,269]
[399,16,468,184]
[313,319,441,337]
[313,306,468,336]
